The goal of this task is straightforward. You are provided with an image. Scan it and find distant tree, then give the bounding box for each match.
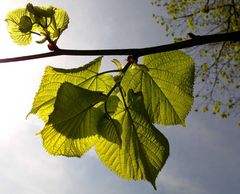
[152,0,240,124]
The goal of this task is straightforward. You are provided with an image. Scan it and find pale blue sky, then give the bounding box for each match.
[0,1,239,194]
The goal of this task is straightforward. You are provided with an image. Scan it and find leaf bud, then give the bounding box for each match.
[47,41,58,51]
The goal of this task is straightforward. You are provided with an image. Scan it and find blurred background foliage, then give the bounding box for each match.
[152,0,240,125]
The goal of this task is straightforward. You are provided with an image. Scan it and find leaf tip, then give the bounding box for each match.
[35,130,42,136]
[25,110,32,120]
[151,181,157,190]
[181,121,186,128]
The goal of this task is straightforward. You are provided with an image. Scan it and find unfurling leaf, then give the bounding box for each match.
[26,3,55,18]
[48,8,69,40]
[6,4,69,45]
[112,59,123,70]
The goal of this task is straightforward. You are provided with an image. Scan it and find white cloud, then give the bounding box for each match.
[0,119,69,194]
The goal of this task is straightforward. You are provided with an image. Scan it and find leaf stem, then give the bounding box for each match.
[104,78,121,119]
[97,69,122,76]
[0,31,240,63]
[119,86,128,109]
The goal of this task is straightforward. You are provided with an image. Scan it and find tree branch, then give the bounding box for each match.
[0,31,239,63]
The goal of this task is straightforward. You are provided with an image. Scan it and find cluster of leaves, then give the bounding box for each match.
[5,3,69,46]
[5,4,195,189]
[27,52,194,189]
[152,0,240,124]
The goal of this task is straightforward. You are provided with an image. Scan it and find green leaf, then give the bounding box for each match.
[6,4,69,45]
[97,95,122,145]
[98,116,122,145]
[40,82,106,157]
[131,63,149,72]
[121,51,194,126]
[27,4,56,33]
[5,8,32,45]
[95,90,169,189]
[213,103,221,113]
[48,8,69,40]
[19,16,32,33]
[26,3,55,18]
[112,59,123,70]
[28,57,115,122]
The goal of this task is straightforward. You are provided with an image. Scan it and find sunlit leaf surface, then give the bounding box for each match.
[95,90,169,189]
[121,51,194,126]
[5,8,32,45]
[29,57,115,121]
[48,8,69,40]
[40,82,106,157]
[6,4,70,45]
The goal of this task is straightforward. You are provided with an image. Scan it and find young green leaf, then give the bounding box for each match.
[18,16,33,33]
[95,90,169,189]
[28,57,115,122]
[5,8,32,45]
[40,82,106,157]
[48,8,69,40]
[26,3,55,18]
[6,4,69,45]
[112,59,123,70]
[121,51,194,126]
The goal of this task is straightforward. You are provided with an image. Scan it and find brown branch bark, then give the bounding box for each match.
[0,31,239,63]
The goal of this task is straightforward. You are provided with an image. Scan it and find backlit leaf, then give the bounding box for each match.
[28,57,115,122]
[112,59,123,70]
[95,90,169,189]
[98,116,122,145]
[19,16,32,33]
[40,82,106,157]
[121,51,194,126]
[48,8,69,40]
[6,4,69,45]
[26,3,55,18]
[5,8,32,45]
